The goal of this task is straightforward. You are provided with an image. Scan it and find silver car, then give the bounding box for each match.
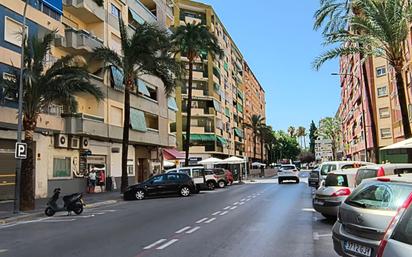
[377,190,412,257]
[332,174,412,257]
[313,169,358,219]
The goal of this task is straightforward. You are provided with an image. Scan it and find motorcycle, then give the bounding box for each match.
[45,188,85,217]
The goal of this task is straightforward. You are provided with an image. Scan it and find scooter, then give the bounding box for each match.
[45,188,85,217]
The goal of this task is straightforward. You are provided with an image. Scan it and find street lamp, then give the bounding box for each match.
[331,72,369,162]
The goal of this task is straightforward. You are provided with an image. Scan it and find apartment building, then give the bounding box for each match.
[315,137,333,162]
[0,0,178,199]
[243,61,266,162]
[173,0,246,162]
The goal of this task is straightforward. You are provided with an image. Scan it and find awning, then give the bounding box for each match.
[381,138,412,150]
[224,107,230,117]
[130,108,147,132]
[220,156,246,164]
[214,83,220,92]
[198,157,222,165]
[234,128,244,138]
[129,8,145,25]
[216,136,227,145]
[237,90,244,100]
[184,134,216,142]
[111,66,124,90]
[163,148,185,160]
[137,79,150,96]
[236,103,243,113]
[212,99,221,112]
[168,97,178,111]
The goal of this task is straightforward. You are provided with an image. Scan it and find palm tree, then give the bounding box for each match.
[244,114,265,161]
[317,117,341,160]
[313,0,379,161]
[262,126,276,164]
[287,126,296,138]
[92,19,179,193]
[0,32,103,210]
[314,0,412,139]
[297,126,307,149]
[172,23,223,166]
[258,125,272,164]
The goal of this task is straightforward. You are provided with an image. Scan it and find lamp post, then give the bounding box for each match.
[332,72,369,162]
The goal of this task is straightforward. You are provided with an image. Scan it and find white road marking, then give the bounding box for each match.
[204,218,216,223]
[230,206,237,210]
[186,226,201,234]
[241,198,246,201]
[156,239,179,250]
[302,208,316,212]
[196,218,208,224]
[223,206,231,210]
[233,202,239,205]
[313,232,332,240]
[239,202,245,205]
[219,211,229,216]
[212,211,221,216]
[143,239,167,249]
[40,219,76,222]
[246,199,251,201]
[175,226,191,234]
[0,249,8,253]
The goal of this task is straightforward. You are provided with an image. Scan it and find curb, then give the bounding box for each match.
[0,199,119,225]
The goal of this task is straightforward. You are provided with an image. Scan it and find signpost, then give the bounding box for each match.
[15,142,27,160]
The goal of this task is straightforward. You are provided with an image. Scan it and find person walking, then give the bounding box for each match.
[88,169,97,193]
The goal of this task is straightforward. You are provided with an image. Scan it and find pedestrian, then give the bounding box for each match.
[88,169,97,193]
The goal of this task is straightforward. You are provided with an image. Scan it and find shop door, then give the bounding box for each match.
[0,142,16,200]
[138,158,144,182]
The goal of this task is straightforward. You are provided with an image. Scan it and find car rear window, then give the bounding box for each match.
[392,201,412,245]
[346,183,412,211]
[320,164,337,176]
[325,174,348,187]
[281,165,295,170]
[356,169,378,185]
[213,169,225,175]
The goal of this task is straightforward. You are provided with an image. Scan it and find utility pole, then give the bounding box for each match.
[14,1,28,213]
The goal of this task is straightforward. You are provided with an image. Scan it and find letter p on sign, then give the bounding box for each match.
[15,142,27,159]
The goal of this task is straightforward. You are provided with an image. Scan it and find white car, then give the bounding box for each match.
[278,164,300,184]
[166,166,217,190]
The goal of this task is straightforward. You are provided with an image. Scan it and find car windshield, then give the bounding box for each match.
[392,199,412,245]
[281,165,295,170]
[355,169,378,185]
[320,164,337,176]
[325,174,348,187]
[346,183,412,211]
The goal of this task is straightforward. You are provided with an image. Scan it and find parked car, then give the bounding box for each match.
[124,173,196,200]
[278,164,300,184]
[332,174,412,257]
[225,170,234,185]
[376,191,412,257]
[309,167,321,188]
[209,168,229,188]
[166,166,217,191]
[356,163,412,186]
[309,161,373,188]
[313,169,358,219]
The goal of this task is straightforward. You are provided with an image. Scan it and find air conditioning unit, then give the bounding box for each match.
[69,136,80,149]
[81,137,90,149]
[54,134,68,148]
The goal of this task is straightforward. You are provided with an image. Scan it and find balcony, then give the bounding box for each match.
[129,0,158,25]
[64,113,107,138]
[55,28,103,54]
[63,0,105,23]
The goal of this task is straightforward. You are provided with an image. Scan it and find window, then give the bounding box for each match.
[111,4,121,18]
[146,85,158,101]
[127,165,134,175]
[4,16,27,46]
[376,66,387,77]
[325,174,348,187]
[53,157,71,178]
[355,169,378,186]
[381,128,392,138]
[110,33,122,54]
[377,86,388,97]
[379,107,390,119]
[145,113,159,130]
[152,175,165,183]
[110,106,123,127]
[166,174,179,181]
[320,164,337,176]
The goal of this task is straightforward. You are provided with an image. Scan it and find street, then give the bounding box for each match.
[0,173,338,257]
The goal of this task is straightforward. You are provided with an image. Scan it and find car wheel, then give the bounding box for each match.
[45,207,55,217]
[135,190,145,200]
[73,204,83,215]
[278,179,283,184]
[218,180,226,188]
[296,179,300,183]
[207,181,215,190]
[321,213,336,220]
[180,186,191,197]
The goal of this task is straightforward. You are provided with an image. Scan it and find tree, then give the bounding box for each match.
[273,131,301,161]
[287,126,296,138]
[317,117,341,160]
[262,126,277,164]
[172,23,222,166]
[314,0,412,139]
[258,125,271,164]
[244,114,265,161]
[298,151,316,164]
[92,19,179,193]
[296,126,307,148]
[0,33,103,210]
[309,120,317,154]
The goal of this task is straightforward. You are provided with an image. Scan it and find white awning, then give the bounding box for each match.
[198,157,222,165]
[220,156,246,164]
[381,138,412,150]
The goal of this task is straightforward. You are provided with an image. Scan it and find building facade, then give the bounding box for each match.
[243,61,266,162]
[0,0,178,199]
[173,0,247,161]
[315,137,333,162]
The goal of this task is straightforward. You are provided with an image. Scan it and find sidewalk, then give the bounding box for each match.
[0,191,122,224]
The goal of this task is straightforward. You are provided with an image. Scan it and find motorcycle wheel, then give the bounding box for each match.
[73,205,83,215]
[45,207,55,217]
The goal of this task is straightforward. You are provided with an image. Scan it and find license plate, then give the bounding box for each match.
[314,199,324,206]
[344,241,372,257]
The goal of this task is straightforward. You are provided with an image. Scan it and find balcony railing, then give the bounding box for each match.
[63,0,105,22]
[55,28,103,53]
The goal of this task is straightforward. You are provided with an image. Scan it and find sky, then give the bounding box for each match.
[200,0,341,131]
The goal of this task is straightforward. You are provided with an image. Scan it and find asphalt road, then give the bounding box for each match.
[0,172,338,257]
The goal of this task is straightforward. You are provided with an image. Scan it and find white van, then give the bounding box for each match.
[166,166,217,191]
